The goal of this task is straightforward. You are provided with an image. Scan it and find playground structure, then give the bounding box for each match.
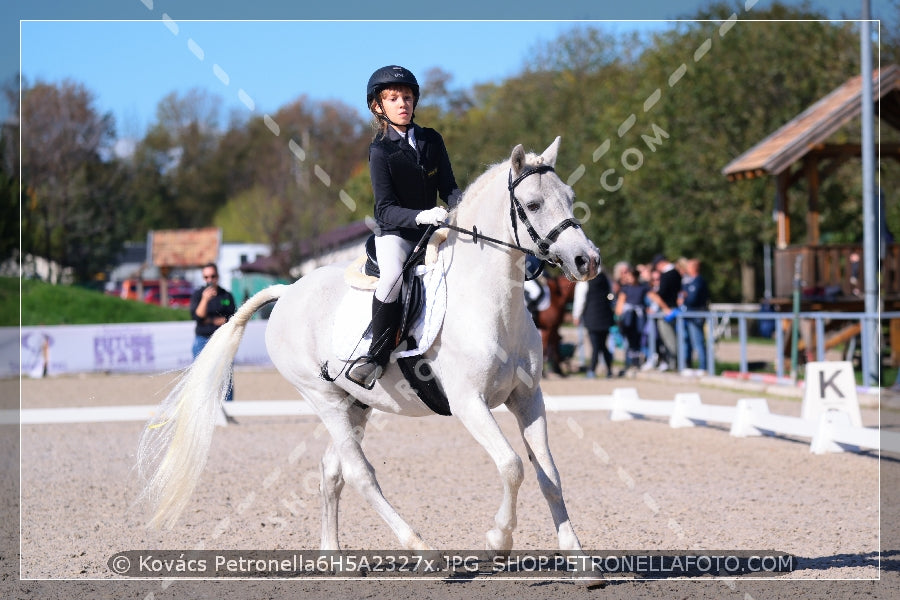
[723,65,900,368]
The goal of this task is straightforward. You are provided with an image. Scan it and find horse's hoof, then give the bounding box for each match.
[402,532,433,551]
[485,528,512,553]
[585,577,608,589]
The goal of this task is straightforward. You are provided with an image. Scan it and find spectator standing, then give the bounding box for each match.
[615,266,648,376]
[190,262,237,401]
[641,269,663,370]
[572,269,616,378]
[679,258,710,373]
[611,261,630,293]
[647,254,681,371]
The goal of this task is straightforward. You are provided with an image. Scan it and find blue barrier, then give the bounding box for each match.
[643,309,897,385]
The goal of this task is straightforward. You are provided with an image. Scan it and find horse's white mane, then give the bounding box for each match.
[450,149,545,221]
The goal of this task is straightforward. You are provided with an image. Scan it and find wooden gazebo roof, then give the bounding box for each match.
[723,65,900,248]
[723,64,900,181]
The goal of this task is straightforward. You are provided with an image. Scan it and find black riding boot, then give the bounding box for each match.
[346,297,403,389]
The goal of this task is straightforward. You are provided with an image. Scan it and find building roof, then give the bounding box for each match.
[297,219,373,256]
[722,65,900,180]
[238,220,374,275]
[238,252,288,275]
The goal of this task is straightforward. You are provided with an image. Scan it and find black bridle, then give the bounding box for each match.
[438,163,581,279]
[507,164,582,260]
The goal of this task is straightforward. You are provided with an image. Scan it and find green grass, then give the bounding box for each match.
[3,277,192,326]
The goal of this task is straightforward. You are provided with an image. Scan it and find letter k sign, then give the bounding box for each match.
[818,369,845,399]
[801,361,862,427]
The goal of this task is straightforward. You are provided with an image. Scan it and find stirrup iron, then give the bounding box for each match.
[346,356,384,390]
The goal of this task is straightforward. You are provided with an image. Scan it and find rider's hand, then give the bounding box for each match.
[415,206,448,226]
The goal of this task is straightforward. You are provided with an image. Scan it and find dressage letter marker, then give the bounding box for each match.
[801,361,862,427]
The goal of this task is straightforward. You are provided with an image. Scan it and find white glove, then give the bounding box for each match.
[415,206,448,226]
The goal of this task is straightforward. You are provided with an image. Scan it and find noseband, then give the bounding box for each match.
[508,165,581,260]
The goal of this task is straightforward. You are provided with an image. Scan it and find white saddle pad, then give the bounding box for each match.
[333,245,448,362]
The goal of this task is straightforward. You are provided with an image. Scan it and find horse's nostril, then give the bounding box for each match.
[575,255,587,272]
[573,253,599,277]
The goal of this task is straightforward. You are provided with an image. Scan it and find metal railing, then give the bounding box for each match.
[643,309,898,385]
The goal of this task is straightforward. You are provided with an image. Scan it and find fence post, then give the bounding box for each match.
[810,411,858,455]
[670,393,703,428]
[860,315,872,387]
[775,317,785,379]
[706,314,716,376]
[730,398,770,438]
[815,317,826,362]
[738,315,748,374]
[610,388,640,421]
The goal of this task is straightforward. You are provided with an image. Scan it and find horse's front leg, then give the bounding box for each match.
[506,387,582,552]
[452,396,524,553]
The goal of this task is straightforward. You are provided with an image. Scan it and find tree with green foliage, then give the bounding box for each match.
[644,9,870,300]
[209,96,370,274]
[19,79,133,283]
[15,6,899,302]
[457,2,878,302]
[0,112,17,265]
[125,89,229,231]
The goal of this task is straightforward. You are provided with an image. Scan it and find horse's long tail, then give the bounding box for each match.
[136,284,288,529]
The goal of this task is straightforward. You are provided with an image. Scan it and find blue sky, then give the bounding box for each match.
[13,0,875,142]
[20,21,644,139]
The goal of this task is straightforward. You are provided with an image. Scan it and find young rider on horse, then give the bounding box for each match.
[347,65,462,389]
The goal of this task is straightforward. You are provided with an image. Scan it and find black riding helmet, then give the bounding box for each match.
[366,65,420,108]
[367,66,421,130]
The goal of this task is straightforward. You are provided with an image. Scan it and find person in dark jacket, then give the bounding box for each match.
[647,254,682,371]
[573,269,616,378]
[615,266,649,376]
[678,258,711,371]
[347,65,462,389]
[190,262,236,401]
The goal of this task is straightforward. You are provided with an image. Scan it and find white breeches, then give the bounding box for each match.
[374,235,413,303]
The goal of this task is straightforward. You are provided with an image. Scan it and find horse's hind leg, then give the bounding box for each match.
[315,392,431,551]
[320,402,371,550]
[506,388,582,552]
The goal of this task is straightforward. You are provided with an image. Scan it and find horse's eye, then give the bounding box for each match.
[526,202,541,212]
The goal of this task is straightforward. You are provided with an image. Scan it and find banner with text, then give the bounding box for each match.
[1,321,272,378]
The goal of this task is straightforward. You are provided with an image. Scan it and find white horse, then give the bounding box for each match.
[137,136,600,553]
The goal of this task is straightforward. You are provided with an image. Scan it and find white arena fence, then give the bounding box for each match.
[9,385,898,457]
[5,321,896,458]
[561,387,899,457]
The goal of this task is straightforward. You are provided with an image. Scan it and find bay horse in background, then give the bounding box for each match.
[537,274,577,376]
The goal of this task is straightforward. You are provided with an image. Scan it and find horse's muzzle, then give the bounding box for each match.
[574,249,600,280]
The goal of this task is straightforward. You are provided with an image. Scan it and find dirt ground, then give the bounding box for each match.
[5,368,900,599]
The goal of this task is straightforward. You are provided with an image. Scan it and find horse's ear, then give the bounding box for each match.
[510,144,526,176]
[541,136,561,168]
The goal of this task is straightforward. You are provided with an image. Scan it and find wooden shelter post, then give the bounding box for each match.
[775,171,790,248]
[804,156,820,245]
